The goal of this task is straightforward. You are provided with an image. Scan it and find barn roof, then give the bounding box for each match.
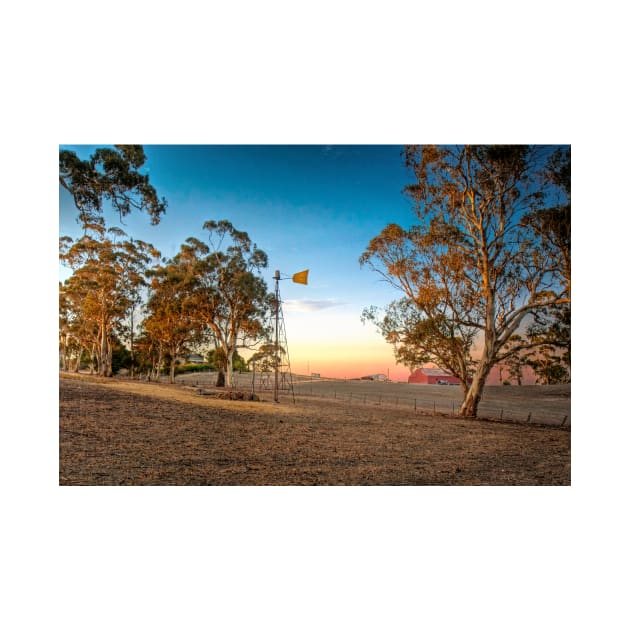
[416,368,454,376]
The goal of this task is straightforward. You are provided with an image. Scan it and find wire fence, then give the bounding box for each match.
[171,371,571,428]
[286,384,570,428]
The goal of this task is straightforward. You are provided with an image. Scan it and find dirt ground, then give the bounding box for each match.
[59,373,570,486]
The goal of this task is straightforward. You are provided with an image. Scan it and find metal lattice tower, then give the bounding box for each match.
[271,270,295,403]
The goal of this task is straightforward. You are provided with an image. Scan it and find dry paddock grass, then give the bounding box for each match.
[59,373,571,486]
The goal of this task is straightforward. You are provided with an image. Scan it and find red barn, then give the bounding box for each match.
[408,367,461,385]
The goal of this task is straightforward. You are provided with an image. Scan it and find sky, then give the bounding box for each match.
[59,144,422,381]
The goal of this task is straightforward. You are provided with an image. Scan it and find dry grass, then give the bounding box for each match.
[59,373,571,485]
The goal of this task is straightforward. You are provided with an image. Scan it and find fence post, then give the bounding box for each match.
[433,401,436,416]
[414,399,417,413]
[527,412,532,423]
[561,415,568,426]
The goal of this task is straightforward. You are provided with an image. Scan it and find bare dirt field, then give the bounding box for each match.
[59,373,571,485]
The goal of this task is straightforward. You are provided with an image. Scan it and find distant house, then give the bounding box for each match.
[360,373,388,382]
[408,367,460,385]
[184,353,205,364]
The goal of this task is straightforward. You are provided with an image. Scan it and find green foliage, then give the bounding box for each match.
[59,145,167,229]
[535,362,570,384]
[361,300,474,384]
[111,339,132,374]
[143,257,201,383]
[205,347,226,370]
[59,227,160,377]
[205,348,249,372]
[161,220,269,386]
[523,146,571,297]
[527,346,570,384]
[248,344,285,372]
[174,363,213,375]
[232,351,249,372]
[141,222,268,386]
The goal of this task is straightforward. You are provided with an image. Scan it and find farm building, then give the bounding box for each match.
[408,367,460,385]
[360,373,388,382]
[175,353,206,364]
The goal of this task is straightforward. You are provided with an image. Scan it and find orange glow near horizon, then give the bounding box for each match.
[266,306,415,382]
[287,341,411,382]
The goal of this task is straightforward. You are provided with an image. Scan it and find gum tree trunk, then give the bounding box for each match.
[169,360,176,384]
[460,256,496,417]
[225,346,235,388]
[459,325,495,417]
[459,359,492,417]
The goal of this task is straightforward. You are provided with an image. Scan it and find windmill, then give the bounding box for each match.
[271,269,308,403]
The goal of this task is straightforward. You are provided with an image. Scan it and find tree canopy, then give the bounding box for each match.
[59,145,168,229]
[59,228,160,376]
[142,220,271,386]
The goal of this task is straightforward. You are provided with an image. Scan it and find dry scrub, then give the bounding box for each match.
[59,374,570,485]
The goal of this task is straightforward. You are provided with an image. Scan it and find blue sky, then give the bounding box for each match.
[59,145,420,379]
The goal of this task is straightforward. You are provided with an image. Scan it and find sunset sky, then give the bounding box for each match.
[59,145,423,381]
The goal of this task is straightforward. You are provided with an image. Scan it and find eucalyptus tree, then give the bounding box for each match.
[59,283,72,370]
[361,145,570,417]
[201,221,270,387]
[248,344,285,373]
[132,332,162,381]
[59,226,159,377]
[59,277,99,372]
[523,146,571,369]
[527,346,570,384]
[59,145,167,230]
[176,220,271,388]
[143,257,201,384]
[59,282,86,372]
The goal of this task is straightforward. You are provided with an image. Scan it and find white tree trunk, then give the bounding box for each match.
[225,347,235,388]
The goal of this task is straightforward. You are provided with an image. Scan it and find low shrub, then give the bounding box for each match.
[175,363,214,375]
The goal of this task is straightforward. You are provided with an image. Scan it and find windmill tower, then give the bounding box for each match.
[271,269,308,403]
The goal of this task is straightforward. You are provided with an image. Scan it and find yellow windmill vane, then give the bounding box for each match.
[292,269,309,285]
